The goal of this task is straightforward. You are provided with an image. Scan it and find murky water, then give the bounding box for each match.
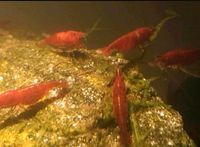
[0,2,199,146]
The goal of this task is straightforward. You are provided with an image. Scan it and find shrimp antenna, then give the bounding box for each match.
[150,10,180,41]
[164,9,180,17]
[85,18,101,38]
[179,67,200,78]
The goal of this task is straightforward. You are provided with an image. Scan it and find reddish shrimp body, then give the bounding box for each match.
[112,67,131,146]
[97,27,154,56]
[0,80,68,108]
[40,30,86,49]
[155,49,200,67]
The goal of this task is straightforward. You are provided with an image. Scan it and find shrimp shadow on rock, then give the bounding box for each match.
[52,49,90,60]
[0,92,67,130]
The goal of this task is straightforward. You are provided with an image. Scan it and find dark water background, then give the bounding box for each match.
[0,1,200,145]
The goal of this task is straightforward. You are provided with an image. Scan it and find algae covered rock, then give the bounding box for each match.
[0,31,196,147]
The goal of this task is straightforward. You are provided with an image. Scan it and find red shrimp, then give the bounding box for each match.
[112,67,131,146]
[96,11,179,56]
[96,27,154,56]
[154,48,200,67]
[0,80,68,108]
[39,30,86,49]
[38,19,101,50]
